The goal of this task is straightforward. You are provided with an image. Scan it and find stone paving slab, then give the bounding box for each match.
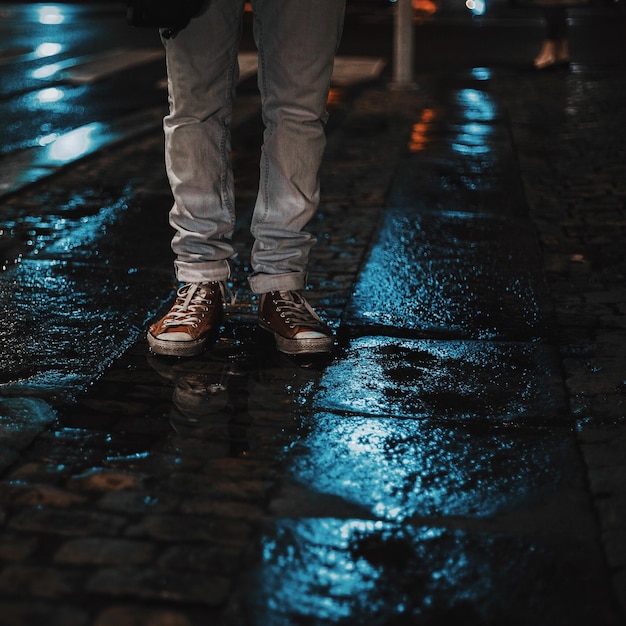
[0,398,57,473]
[344,209,553,341]
[0,257,167,399]
[254,333,611,624]
[314,336,566,422]
[277,411,586,524]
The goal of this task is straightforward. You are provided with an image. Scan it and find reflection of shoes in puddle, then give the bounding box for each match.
[147,355,251,457]
[171,375,229,426]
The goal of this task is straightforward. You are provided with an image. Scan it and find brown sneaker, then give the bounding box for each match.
[258,290,333,355]
[147,282,225,357]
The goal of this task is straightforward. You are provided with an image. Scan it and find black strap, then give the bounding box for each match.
[126,0,205,38]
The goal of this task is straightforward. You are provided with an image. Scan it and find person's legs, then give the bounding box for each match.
[548,6,570,61]
[544,6,568,41]
[163,0,247,284]
[248,0,346,295]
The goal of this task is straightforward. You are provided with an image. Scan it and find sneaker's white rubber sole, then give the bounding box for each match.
[146,332,207,357]
[258,323,334,355]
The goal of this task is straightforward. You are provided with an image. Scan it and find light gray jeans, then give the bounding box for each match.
[162,0,346,294]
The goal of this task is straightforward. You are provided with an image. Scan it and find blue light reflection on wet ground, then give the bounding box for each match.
[3,87,102,156]
[345,210,550,340]
[390,76,526,216]
[2,191,130,266]
[34,42,63,58]
[246,519,606,626]
[285,413,566,521]
[356,78,540,339]
[1,2,163,162]
[0,188,173,398]
[314,337,564,421]
[232,326,578,624]
[287,335,569,523]
[237,334,590,624]
[451,125,493,157]
[471,67,492,81]
[36,5,67,25]
[0,258,144,394]
[44,122,107,164]
[457,88,496,123]
[3,84,88,154]
[450,89,497,161]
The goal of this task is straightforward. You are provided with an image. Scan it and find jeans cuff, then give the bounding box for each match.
[248,271,306,295]
[174,259,231,284]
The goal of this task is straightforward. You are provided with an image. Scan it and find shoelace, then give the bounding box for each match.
[162,282,229,329]
[274,291,326,330]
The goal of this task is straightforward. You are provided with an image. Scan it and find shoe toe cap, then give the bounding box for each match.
[155,331,194,342]
[293,330,329,340]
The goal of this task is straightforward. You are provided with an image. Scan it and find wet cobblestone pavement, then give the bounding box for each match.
[1,6,626,625]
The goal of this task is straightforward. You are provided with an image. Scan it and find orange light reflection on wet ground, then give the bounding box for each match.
[409,108,435,152]
[413,0,438,13]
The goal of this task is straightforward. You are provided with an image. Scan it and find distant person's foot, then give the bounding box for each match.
[533,39,569,71]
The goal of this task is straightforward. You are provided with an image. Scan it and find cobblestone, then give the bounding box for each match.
[93,606,194,626]
[85,567,231,606]
[53,538,156,566]
[0,602,89,626]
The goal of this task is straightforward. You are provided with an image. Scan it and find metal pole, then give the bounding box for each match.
[391,0,416,89]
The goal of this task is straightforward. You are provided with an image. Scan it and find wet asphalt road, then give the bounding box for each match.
[1,2,626,625]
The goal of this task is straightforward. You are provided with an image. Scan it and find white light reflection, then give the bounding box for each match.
[466,0,486,15]
[35,42,63,58]
[38,6,65,24]
[37,87,64,103]
[47,123,102,163]
[38,133,59,147]
[457,88,496,122]
[32,63,62,79]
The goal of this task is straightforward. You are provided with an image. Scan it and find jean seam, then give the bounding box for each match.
[220,4,245,226]
[254,7,272,225]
